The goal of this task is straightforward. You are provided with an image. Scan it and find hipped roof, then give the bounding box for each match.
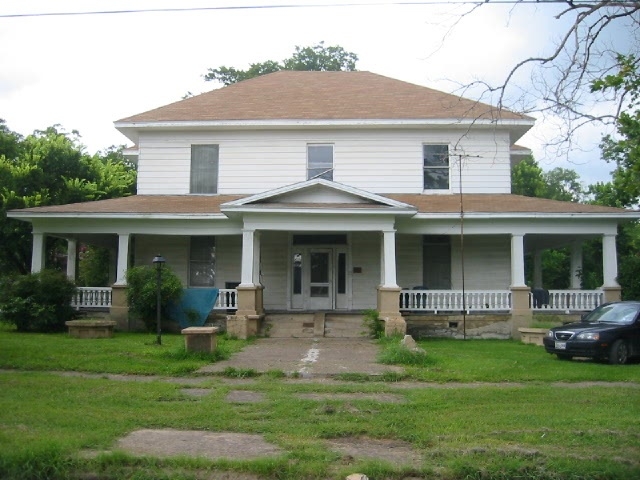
[116,71,533,124]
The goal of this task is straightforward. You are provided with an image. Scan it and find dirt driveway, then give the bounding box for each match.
[197,337,403,377]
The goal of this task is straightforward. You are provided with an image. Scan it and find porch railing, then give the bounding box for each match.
[531,289,603,312]
[215,289,238,310]
[399,289,511,312]
[72,287,238,311]
[72,287,112,309]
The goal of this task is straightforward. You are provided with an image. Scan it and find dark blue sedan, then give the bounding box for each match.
[543,301,640,364]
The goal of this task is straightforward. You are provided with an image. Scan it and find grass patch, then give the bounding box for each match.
[0,322,249,376]
[221,367,260,378]
[380,337,640,383]
[0,372,638,479]
[378,336,435,366]
[1,323,640,479]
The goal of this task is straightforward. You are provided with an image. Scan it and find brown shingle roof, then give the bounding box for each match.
[9,194,632,216]
[116,71,532,123]
[12,195,244,215]
[386,194,630,214]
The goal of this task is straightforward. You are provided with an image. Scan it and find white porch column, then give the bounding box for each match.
[381,230,398,288]
[570,241,583,289]
[114,233,130,285]
[252,231,261,285]
[66,238,77,281]
[510,234,526,287]
[533,250,543,289]
[240,229,256,286]
[602,233,619,287]
[31,232,46,273]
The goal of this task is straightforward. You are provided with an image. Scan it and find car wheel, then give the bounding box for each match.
[556,353,573,361]
[609,339,629,365]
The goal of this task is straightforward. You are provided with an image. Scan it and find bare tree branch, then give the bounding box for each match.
[453,1,640,159]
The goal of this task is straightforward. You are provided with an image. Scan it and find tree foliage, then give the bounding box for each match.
[204,42,358,85]
[0,122,137,276]
[511,156,584,202]
[590,54,640,208]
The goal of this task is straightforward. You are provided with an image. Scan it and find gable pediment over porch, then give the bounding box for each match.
[220,178,417,215]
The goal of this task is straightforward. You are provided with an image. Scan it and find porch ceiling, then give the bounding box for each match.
[524,234,600,252]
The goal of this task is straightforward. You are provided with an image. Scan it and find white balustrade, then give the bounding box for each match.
[215,289,238,309]
[72,287,112,309]
[399,290,511,312]
[531,290,603,312]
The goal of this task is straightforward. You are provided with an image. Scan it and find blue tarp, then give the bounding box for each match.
[166,288,219,328]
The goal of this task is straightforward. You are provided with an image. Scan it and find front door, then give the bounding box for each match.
[290,245,349,311]
[308,249,333,310]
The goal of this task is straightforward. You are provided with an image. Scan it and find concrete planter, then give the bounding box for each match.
[66,319,117,339]
[181,326,219,353]
[518,327,548,346]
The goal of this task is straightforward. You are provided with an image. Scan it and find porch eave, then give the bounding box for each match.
[7,212,230,221]
[411,212,640,220]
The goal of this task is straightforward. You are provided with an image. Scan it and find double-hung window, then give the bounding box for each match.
[307,144,333,180]
[423,144,449,190]
[189,236,216,287]
[190,145,219,194]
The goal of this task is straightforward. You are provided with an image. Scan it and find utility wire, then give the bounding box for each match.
[0,1,615,19]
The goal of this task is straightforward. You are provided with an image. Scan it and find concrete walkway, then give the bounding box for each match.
[197,337,403,377]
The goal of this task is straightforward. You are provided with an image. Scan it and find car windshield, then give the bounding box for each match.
[583,303,640,325]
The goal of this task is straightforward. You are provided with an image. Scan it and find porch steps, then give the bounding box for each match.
[324,314,366,338]
[261,313,365,338]
[263,314,316,338]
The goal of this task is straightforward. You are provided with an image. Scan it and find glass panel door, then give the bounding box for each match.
[308,249,333,310]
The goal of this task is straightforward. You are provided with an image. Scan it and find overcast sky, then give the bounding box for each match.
[0,0,629,185]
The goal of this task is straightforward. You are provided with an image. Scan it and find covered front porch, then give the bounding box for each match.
[11,180,633,339]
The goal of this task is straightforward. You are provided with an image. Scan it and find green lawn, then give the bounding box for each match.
[0,322,249,375]
[0,323,639,480]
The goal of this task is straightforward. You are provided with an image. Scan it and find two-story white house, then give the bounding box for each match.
[8,71,639,338]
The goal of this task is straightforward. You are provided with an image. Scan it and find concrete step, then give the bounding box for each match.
[324,314,366,338]
[262,313,367,338]
[262,314,315,338]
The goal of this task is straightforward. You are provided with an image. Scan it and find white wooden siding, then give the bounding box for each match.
[450,235,511,289]
[136,129,511,195]
[396,234,423,289]
[134,234,241,289]
[134,235,189,284]
[260,231,289,310]
[216,235,242,288]
[350,232,380,309]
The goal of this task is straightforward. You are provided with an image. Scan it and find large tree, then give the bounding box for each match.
[204,41,358,86]
[459,1,639,154]
[0,122,137,276]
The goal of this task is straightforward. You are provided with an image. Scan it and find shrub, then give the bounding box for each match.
[125,265,183,331]
[362,308,384,338]
[0,270,77,332]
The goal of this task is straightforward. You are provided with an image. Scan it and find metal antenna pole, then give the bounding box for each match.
[458,154,467,340]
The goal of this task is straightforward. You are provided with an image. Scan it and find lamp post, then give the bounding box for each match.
[152,254,166,345]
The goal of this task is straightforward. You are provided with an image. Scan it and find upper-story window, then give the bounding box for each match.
[423,144,449,190]
[189,236,216,287]
[307,144,333,180]
[190,145,219,194]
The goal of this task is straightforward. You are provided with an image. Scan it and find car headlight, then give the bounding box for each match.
[576,332,600,341]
